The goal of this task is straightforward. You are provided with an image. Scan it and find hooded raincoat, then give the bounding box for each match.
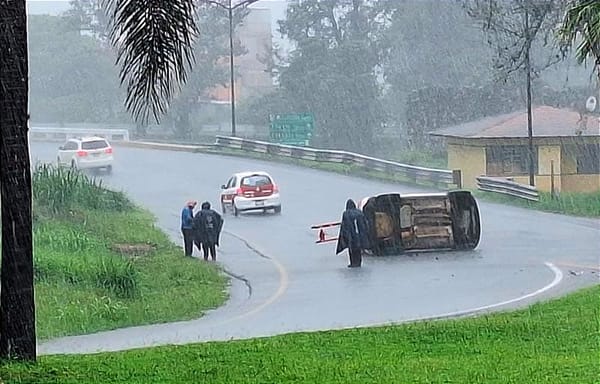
[336,199,370,254]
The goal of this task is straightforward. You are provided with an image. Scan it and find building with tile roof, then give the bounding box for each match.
[430,106,600,193]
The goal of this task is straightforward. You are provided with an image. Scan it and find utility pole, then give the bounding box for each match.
[204,0,259,137]
[524,6,535,187]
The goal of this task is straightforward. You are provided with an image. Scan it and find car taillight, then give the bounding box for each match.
[273,184,279,193]
[76,150,88,157]
[105,147,113,154]
[236,188,243,196]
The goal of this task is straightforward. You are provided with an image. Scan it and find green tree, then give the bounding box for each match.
[465,0,567,186]
[28,14,127,124]
[268,0,392,152]
[386,0,493,91]
[66,0,110,42]
[167,4,248,139]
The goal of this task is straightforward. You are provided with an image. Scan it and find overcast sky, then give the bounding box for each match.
[26,0,289,42]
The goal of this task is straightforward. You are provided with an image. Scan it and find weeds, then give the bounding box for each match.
[33,163,132,214]
[473,190,600,217]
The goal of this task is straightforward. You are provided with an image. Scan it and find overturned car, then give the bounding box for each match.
[312,190,481,256]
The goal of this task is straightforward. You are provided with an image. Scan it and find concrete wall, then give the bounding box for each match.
[537,145,562,191]
[562,174,600,193]
[447,143,486,189]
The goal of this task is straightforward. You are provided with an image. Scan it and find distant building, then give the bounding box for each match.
[430,106,600,193]
[207,7,274,104]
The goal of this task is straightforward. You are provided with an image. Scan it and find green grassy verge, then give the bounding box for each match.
[31,165,228,339]
[473,189,600,217]
[388,149,447,169]
[2,285,598,383]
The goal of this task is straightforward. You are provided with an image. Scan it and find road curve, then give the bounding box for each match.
[29,142,600,355]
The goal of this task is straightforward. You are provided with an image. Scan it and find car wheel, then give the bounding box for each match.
[56,156,61,166]
[106,165,113,174]
[70,160,77,170]
[233,203,239,217]
[274,205,282,214]
[221,202,227,215]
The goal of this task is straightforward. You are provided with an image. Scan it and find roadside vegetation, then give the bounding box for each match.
[473,189,600,218]
[31,164,228,339]
[1,284,597,383]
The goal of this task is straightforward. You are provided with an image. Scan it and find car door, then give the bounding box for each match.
[58,140,76,165]
[222,176,237,205]
[57,141,68,165]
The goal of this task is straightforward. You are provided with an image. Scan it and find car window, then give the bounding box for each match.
[241,175,272,187]
[81,140,109,150]
[64,141,78,150]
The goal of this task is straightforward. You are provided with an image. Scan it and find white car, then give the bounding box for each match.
[220,171,281,216]
[57,136,114,173]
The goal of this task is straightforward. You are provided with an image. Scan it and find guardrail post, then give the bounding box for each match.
[550,160,556,200]
[452,169,462,189]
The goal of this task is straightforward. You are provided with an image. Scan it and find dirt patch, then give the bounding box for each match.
[111,243,157,257]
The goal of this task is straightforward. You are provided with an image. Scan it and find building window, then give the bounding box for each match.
[576,144,600,174]
[486,145,537,176]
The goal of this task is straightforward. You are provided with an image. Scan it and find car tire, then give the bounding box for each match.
[221,202,227,215]
[106,165,113,174]
[70,160,77,170]
[233,204,240,217]
[274,205,282,214]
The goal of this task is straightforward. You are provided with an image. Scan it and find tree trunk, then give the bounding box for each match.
[0,0,36,361]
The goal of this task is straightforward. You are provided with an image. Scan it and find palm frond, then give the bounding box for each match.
[559,0,600,68]
[102,0,198,123]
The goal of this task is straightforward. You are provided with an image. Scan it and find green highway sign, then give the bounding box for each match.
[269,113,314,146]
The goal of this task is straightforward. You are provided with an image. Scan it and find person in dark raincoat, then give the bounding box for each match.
[193,201,224,261]
[336,199,370,268]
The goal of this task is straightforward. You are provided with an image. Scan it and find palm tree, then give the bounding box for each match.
[102,0,199,123]
[0,0,200,361]
[559,0,600,80]
[0,0,36,361]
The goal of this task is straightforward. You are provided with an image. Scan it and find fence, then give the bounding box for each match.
[476,176,540,201]
[29,127,130,142]
[215,135,460,189]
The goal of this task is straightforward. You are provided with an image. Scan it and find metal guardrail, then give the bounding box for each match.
[476,176,540,201]
[29,127,130,142]
[215,135,459,188]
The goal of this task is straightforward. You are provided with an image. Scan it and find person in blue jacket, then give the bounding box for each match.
[181,200,197,256]
[336,199,370,268]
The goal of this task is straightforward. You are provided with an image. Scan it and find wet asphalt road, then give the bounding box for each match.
[29,142,600,355]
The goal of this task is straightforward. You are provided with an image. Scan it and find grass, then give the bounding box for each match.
[387,149,447,169]
[473,189,600,217]
[1,284,598,383]
[30,164,228,339]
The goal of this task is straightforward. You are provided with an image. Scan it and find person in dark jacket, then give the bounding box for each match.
[181,200,197,257]
[193,201,224,261]
[336,199,370,268]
